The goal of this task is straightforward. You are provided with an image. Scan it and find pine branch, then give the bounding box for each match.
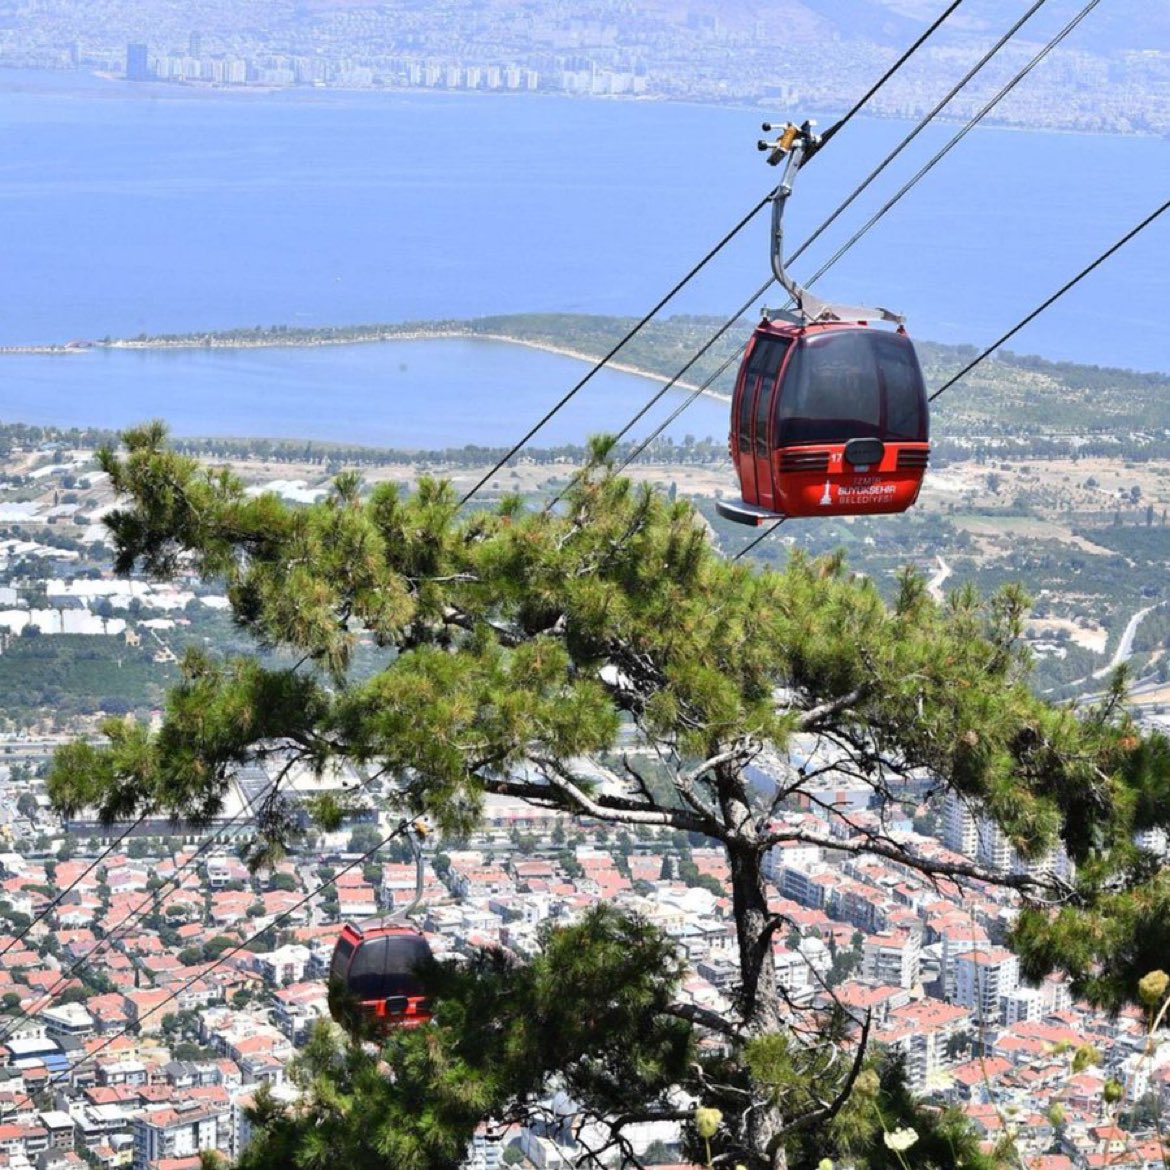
[757,824,1074,901]
[768,1011,873,1149]
[795,685,870,730]
[485,769,715,835]
[664,1001,739,1038]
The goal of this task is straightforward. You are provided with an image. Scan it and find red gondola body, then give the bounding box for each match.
[722,319,930,525]
[329,920,433,1029]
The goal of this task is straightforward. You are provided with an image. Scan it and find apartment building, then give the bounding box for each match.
[954,948,1020,1024]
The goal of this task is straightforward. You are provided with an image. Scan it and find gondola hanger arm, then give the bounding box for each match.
[759,119,904,326]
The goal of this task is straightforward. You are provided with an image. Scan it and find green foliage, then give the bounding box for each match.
[77,966,115,996]
[243,907,689,1170]
[0,633,172,722]
[775,1055,1004,1170]
[0,904,31,934]
[51,426,1170,1170]
[347,824,383,855]
[173,1040,220,1063]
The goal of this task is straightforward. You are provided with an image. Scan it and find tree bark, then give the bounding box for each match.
[717,764,790,1168]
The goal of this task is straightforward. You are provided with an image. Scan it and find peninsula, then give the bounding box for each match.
[0,314,718,397]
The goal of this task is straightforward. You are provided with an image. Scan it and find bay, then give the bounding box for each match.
[0,68,1167,450]
[0,339,728,448]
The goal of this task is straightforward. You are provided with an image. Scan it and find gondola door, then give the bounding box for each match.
[740,332,791,513]
[751,341,780,513]
[733,345,760,508]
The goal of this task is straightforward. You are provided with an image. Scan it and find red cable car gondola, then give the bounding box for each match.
[328,918,434,1030]
[328,820,434,1032]
[717,122,930,527]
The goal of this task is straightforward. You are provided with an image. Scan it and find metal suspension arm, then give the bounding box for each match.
[759,120,904,326]
[401,816,429,920]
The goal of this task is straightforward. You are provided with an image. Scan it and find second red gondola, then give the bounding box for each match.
[329,919,433,1029]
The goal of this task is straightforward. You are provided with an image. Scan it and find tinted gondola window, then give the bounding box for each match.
[383,935,431,998]
[736,376,753,454]
[751,338,790,456]
[330,937,355,986]
[777,332,882,444]
[739,336,788,453]
[777,330,930,446]
[873,334,927,441]
[347,937,391,1000]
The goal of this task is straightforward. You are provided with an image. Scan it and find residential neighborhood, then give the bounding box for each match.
[0,730,1165,1169]
[0,427,1166,1169]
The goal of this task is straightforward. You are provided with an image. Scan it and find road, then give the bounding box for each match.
[1092,604,1157,680]
[926,556,952,602]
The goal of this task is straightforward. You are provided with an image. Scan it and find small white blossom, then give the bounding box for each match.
[883,1126,919,1153]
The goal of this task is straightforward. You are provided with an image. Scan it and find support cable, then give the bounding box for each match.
[929,194,1170,403]
[457,195,772,506]
[0,811,149,963]
[613,342,747,476]
[459,0,968,505]
[805,0,1104,306]
[734,519,787,562]
[791,0,1053,277]
[817,0,965,152]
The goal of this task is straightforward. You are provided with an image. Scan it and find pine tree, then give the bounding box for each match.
[48,425,1170,1169]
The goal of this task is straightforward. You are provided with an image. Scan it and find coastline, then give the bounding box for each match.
[0,328,728,403]
[2,67,1157,142]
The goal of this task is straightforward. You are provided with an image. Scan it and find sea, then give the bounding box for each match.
[1,69,1167,449]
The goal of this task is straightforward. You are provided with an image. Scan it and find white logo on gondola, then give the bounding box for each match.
[819,480,833,506]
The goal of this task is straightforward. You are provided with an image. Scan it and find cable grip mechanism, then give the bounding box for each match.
[757,119,821,168]
[759,117,902,326]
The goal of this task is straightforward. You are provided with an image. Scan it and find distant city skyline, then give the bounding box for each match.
[0,0,1166,135]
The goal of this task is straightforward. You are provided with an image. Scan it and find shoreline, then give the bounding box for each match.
[0,328,728,403]
[2,67,1158,143]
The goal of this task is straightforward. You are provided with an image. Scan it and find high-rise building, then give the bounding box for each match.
[1001,986,1044,1025]
[862,930,922,989]
[954,947,1019,1024]
[126,43,150,81]
[942,791,978,857]
[976,817,1013,871]
[188,31,202,58]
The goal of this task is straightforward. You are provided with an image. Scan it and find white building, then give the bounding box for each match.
[942,792,978,857]
[762,840,821,882]
[954,948,1020,1024]
[132,1101,227,1170]
[862,931,922,989]
[975,818,1013,872]
[1000,986,1045,1026]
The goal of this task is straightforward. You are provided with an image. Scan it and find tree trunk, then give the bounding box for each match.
[725,831,782,1033]
[717,765,789,1168]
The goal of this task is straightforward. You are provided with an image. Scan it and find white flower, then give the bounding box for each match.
[883,1126,919,1153]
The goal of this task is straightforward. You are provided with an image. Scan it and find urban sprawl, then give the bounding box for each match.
[0,446,1165,1170]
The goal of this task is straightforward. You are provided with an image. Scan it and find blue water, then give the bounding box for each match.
[0,68,1167,449]
[1,340,727,448]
